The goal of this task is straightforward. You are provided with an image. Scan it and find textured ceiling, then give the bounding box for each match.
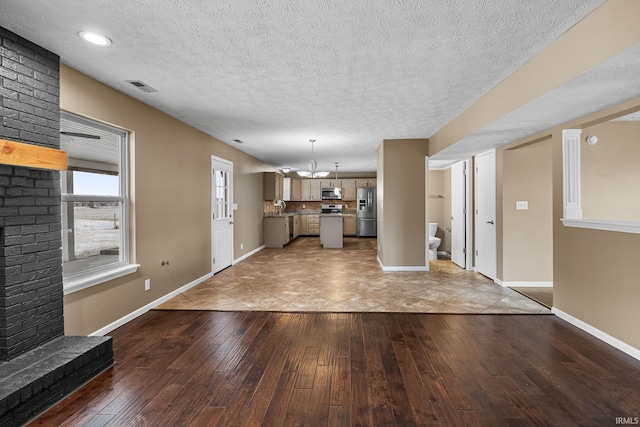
[0,0,606,172]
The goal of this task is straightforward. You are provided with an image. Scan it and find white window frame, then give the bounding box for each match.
[561,128,640,235]
[61,112,139,294]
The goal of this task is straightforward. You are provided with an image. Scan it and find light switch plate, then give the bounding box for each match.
[516,201,528,210]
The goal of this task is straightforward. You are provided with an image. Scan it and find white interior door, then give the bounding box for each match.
[475,151,496,280]
[450,160,466,268]
[211,156,234,274]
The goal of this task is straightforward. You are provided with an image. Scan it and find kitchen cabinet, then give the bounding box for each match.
[264,172,284,200]
[343,214,356,236]
[283,177,291,201]
[320,179,338,188]
[307,214,320,235]
[301,179,321,201]
[341,179,356,201]
[320,215,343,248]
[301,180,311,200]
[300,214,308,234]
[264,216,289,248]
[356,179,376,188]
[291,179,302,201]
[293,214,300,239]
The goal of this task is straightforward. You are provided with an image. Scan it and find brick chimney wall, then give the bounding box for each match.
[0,26,64,361]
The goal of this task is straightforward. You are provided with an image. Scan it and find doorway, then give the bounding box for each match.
[211,156,234,274]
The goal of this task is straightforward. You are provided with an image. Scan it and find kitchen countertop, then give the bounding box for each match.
[264,210,356,218]
[264,211,356,218]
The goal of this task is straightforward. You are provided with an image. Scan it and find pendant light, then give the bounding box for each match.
[334,162,340,195]
[297,139,330,178]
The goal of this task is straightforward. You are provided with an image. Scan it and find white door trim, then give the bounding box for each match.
[474,150,497,280]
[464,158,473,270]
[211,155,234,275]
[450,159,473,270]
[424,156,430,271]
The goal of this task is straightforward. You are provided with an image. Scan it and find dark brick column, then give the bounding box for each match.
[0,26,63,361]
[0,26,113,426]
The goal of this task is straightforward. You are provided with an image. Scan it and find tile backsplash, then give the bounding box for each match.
[263,201,358,215]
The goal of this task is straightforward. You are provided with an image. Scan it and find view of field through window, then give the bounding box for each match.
[71,204,120,259]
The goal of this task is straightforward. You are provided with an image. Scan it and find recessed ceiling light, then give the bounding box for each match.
[79,31,112,46]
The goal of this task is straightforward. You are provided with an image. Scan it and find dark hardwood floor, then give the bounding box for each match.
[510,287,554,309]
[29,311,640,426]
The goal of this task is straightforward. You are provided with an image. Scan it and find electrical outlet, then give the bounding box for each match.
[240,243,244,250]
[516,201,529,210]
[145,279,150,291]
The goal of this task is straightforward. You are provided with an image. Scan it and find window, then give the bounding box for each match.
[60,112,138,293]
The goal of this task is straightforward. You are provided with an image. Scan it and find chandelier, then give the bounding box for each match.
[297,139,330,178]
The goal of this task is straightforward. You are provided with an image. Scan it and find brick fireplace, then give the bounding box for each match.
[0,27,113,425]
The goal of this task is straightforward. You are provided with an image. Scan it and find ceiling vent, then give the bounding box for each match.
[126,80,158,93]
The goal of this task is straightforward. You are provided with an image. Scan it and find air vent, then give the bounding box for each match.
[125,80,158,93]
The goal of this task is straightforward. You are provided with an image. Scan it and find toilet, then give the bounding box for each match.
[428,223,441,260]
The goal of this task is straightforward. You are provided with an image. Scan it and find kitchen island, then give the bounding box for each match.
[320,214,343,248]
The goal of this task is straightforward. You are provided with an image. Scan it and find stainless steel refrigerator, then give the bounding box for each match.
[356,187,377,237]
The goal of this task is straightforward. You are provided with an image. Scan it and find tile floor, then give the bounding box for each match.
[155,237,550,314]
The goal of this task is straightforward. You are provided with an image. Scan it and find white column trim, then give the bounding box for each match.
[561,129,583,220]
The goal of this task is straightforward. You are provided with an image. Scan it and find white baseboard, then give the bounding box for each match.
[90,244,266,337]
[494,278,505,287]
[234,244,264,264]
[89,271,213,337]
[506,281,553,288]
[377,256,430,272]
[552,307,640,362]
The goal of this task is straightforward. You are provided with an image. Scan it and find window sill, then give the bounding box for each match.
[561,218,640,235]
[63,263,141,295]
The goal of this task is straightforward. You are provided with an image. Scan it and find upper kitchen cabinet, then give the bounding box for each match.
[301,179,321,201]
[341,179,356,200]
[356,179,376,188]
[319,179,338,188]
[291,179,302,201]
[264,172,284,200]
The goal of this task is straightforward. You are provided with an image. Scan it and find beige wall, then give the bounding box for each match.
[500,97,640,351]
[61,65,274,335]
[501,140,553,282]
[376,143,385,261]
[550,100,640,350]
[581,120,640,222]
[421,0,640,352]
[377,139,429,267]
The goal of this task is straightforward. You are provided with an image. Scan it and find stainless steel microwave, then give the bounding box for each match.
[321,187,342,200]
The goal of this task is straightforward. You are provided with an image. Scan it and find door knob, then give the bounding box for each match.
[486,220,494,224]
[229,221,234,225]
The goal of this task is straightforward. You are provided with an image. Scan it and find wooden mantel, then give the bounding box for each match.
[0,138,67,171]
